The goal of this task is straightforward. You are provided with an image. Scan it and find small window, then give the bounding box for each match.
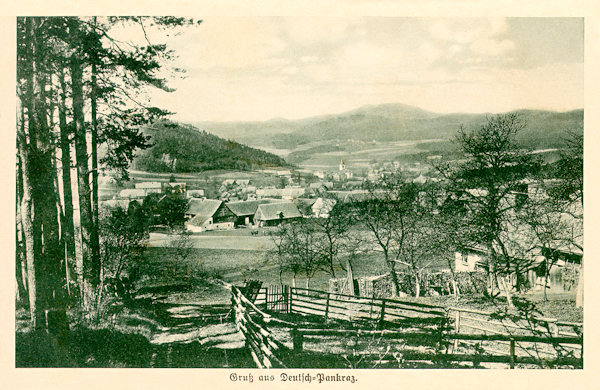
[461,253,469,266]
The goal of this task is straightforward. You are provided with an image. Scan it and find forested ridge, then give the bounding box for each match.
[134,120,290,172]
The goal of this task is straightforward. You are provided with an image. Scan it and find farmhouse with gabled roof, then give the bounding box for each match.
[253,202,302,227]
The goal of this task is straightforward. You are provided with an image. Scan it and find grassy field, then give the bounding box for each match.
[284,139,445,171]
[141,244,582,323]
[142,246,389,292]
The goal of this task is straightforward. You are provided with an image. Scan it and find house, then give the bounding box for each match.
[225,200,270,226]
[281,186,305,200]
[311,197,337,218]
[454,246,488,272]
[242,186,257,194]
[413,174,428,184]
[134,181,162,190]
[293,198,317,216]
[309,181,334,191]
[453,196,582,293]
[185,198,235,232]
[256,187,281,198]
[253,202,302,227]
[118,188,147,199]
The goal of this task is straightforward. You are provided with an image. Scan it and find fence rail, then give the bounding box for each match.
[232,286,288,368]
[234,284,583,369]
[256,285,447,327]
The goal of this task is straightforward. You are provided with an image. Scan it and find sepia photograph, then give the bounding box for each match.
[13,14,585,372]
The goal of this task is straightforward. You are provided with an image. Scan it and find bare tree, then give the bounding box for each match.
[349,173,421,297]
[270,219,325,288]
[437,114,540,307]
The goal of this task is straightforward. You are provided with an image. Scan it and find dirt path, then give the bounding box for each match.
[132,283,253,367]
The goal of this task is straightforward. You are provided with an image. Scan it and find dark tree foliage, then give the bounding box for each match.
[144,191,189,231]
[100,203,150,299]
[134,120,289,172]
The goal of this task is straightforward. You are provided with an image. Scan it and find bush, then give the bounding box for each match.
[330,271,488,297]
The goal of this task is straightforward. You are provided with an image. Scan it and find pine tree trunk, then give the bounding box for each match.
[69,18,100,311]
[18,138,37,327]
[32,69,64,321]
[21,17,66,329]
[58,69,77,297]
[90,53,101,282]
[16,155,28,304]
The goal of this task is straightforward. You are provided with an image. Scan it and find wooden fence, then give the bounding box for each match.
[256,286,447,328]
[447,306,583,362]
[231,286,293,368]
[234,285,583,369]
[290,328,582,368]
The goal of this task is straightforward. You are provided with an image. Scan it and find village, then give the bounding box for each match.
[103,151,582,299]
[14,16,584,372]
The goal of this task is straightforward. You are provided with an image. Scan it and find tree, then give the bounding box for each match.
[99,203,149,301]
[68,17,102,309]
[349,173,420,297]
[438,113,540,306]
[16,16,199,328]
[312,200,367,295]
[17,17,67,329]
[270,218,326,288]
[154,191,189,231]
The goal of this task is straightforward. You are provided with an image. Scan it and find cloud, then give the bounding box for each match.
[149,17,582,122]
[429,18,508,44]
[282,17,355,46]
[471,38,515,57]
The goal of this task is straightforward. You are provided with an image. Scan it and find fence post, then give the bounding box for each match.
[509,339,516,369]
[292,328,304,352]
[454,310,461,352]
[378,300,386,330]
[264,286,268,311]
[325,293,330,321]
[288,285,293,313]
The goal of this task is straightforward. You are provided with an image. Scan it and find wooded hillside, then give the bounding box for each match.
[134,120,289,172]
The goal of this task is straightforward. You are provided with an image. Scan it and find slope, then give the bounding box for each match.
[133,120,290,173]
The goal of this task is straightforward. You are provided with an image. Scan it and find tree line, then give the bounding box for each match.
[16,16,198,331]
[271,114,583,307]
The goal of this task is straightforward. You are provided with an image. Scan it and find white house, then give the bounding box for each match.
[311,198,337,218]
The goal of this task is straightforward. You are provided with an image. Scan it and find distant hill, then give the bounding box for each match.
[193,104,583,150]
[133,120,289,173]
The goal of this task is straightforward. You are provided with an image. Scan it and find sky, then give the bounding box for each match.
[136,17,583,122]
